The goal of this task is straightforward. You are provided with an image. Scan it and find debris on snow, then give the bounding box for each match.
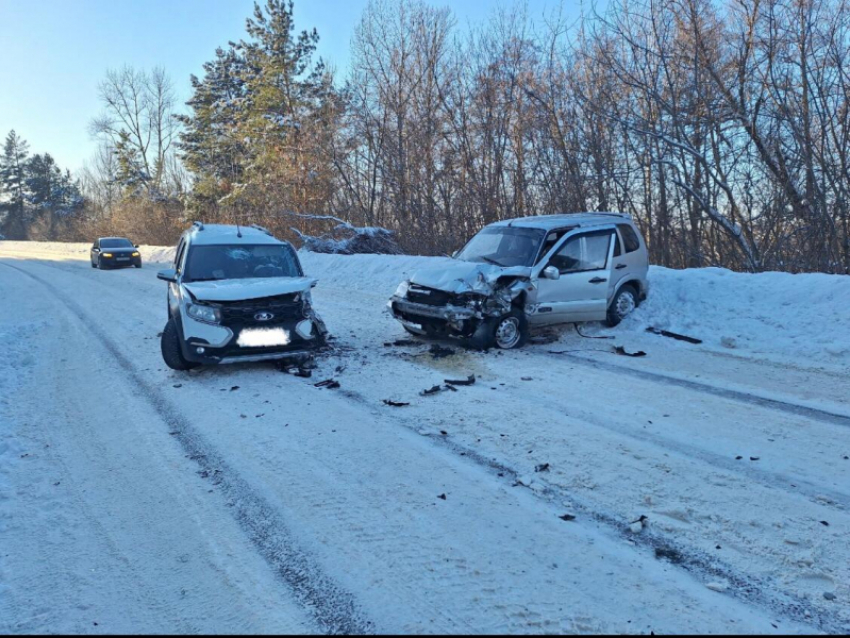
[613,346,647,357]
[646,327,703,344]
[384,339,420,347]
[706,581,729,593]
[437,493,447,500]
[629,515,649,534]
[445,375,476,387]
[382,399,410,407]
[559,514,576,522]
[534,463,550,473]
[575,324,614,340]
[823,592,837,601]
[421,385,443,396]
[429,344,456,359]
[314,379,341,389]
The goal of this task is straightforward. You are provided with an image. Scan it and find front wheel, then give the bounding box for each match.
[160,319,199,371]
[606,285,639,327]
[469,309,528,350]
[135,262,142,269]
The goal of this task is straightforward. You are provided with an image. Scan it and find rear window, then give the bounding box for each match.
[184,244,302,282]
[618,225,641,253]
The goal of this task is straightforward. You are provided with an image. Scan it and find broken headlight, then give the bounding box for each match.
[394,280,410,299]
[457,292,487,310]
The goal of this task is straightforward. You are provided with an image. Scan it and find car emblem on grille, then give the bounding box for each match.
[254,311,275,322]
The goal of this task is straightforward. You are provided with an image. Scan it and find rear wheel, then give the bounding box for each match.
[161,319,199,371]
[606,284,639,327]
[469,308,528,350]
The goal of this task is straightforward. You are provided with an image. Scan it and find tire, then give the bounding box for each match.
[135,262,142,269]
[469,308,528,350]
[606,284,639,327]
[161,319,199,371]
[91,260,96,268]
[97,257,104,270]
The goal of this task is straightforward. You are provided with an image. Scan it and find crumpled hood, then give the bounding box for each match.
[408,260,531,295]
[183,276,315,302]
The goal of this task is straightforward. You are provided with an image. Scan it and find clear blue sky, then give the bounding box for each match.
[0,0,585,174]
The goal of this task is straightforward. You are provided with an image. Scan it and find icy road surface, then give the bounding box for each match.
[1,242,849,634]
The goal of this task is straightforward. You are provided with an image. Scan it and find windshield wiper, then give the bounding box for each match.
[480,256,505,267]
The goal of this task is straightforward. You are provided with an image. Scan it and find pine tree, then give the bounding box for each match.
[26,154,83,216]
[0,130,31,238]
[114,130,149,193]
[177,46,249,193]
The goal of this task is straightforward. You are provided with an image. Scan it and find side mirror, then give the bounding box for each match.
[135,244,140,248]
[157,269,177,283]
[542,265,560,281]
[310,280,318,288]
[451,250,459,259]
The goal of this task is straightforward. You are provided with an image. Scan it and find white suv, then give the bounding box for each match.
[390,213,649,349]
[157,222,328,370]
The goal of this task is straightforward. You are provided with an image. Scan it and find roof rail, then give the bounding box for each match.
[250,223,273,237]
[192,221,205,231]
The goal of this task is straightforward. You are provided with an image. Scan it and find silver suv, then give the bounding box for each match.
[157,222,328,370]
[390,213,649,349]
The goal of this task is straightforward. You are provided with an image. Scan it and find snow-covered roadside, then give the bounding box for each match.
[5,240,847,369]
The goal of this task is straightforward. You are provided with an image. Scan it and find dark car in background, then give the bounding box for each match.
[90,237,142,269]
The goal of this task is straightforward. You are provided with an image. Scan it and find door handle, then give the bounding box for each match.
[615,264,627,270]
[589,277,607,284]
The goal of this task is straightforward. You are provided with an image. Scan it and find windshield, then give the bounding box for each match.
[101,238,134,248]
[184,244,303,282]
[455,226,545,267]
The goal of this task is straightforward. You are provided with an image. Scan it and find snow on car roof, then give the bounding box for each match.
[490,212,631,231]
[184,223,288,246]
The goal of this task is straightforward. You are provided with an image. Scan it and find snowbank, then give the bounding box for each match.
[622,266,850,366]
[2,241,848,368]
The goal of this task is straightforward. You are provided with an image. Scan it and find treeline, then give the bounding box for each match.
[3,0,849,273]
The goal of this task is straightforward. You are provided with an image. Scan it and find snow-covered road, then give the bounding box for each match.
[1,242,848,634]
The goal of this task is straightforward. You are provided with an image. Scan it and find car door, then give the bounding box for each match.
[534,229,616,323]
[91,240,100,264]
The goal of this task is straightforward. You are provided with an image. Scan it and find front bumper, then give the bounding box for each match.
[179,315,326,365]
[389,296,479,336]
[102,255,141,267]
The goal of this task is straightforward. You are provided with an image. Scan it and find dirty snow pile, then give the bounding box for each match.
[295,223,404,255]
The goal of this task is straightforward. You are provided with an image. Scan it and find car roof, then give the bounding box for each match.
[489,212,632,232]
[99,236,132,241]
[183,223,287,247]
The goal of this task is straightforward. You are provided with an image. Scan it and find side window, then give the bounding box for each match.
[93,241,99,250]
[618,224,641,253]
[584,233,611,270]
[550,232,613,274]
[550,237,583,273]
